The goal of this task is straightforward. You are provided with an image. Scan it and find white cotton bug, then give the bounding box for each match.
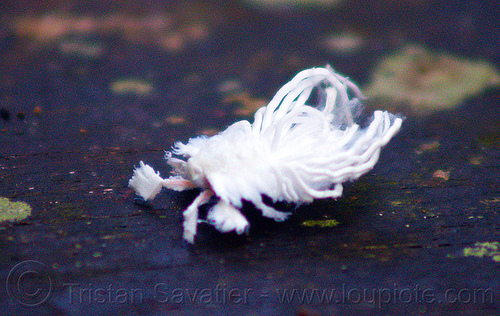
[129,66,403,243]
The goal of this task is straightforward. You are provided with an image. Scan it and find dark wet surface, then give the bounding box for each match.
[1,1,500,315]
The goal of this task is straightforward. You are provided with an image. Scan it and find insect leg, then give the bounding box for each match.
[206,200,249,234]
[163,177,196,191]
[253,198,291,222]
[183,190,214,243]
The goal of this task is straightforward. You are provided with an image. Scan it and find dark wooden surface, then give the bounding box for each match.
[1,1,500,315]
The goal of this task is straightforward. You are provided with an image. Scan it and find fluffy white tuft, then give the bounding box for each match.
[206,200,250,234]
[128,161,165,201]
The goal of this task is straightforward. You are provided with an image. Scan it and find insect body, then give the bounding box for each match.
[129,66,403,243]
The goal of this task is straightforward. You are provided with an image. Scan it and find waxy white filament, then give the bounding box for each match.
[129,66,403,243]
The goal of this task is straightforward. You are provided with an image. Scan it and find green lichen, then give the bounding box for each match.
[463,242,500,262]
[0,197,32,223]
[301,219,339,228]
[364,45,500,116]
[110,78,154,97]
[389,200,406,207]
[364,245,389,250]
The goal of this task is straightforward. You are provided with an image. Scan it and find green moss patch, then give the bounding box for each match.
[463,242,500,262]
[301,219,339,228]
[0,197,32,223]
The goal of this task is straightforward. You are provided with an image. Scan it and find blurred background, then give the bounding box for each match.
[1,0,498,130]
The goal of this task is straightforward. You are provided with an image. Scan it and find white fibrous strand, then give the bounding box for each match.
[129,66,403,243]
